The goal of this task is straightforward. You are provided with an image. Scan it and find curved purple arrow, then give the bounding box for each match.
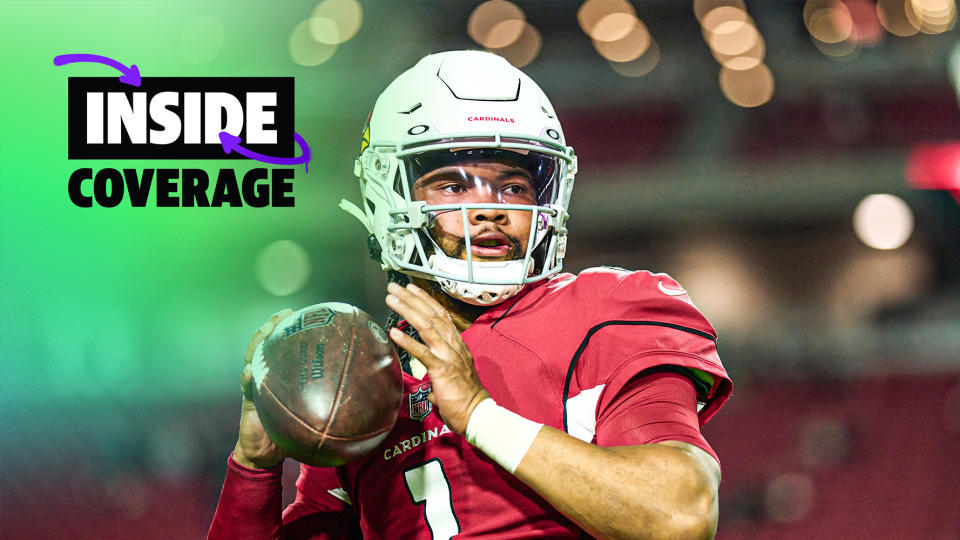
[54,54,141,86]
[219,132,312,172]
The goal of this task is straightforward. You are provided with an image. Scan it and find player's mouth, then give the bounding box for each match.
[469,231,512,257]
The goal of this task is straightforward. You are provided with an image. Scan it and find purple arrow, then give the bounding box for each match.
[54,54,141,86]
[219,131,312,172]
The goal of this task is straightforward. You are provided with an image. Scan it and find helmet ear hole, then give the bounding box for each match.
[411,229,434,267]
[366,234,383,262]
[531,229,552,275]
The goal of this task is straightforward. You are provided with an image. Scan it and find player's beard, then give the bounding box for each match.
[424,225,527,319]
[422,279,490,321]
[431,227,526,261]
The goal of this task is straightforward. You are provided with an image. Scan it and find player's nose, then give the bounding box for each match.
[465,184,507,223]
[469,205,508,224]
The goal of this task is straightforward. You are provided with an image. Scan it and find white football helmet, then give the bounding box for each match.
[340,50,577,305]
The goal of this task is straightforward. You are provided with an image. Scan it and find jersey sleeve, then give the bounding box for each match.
[207,453,285,540]
[282,465,363,540]
[564,269,732,445]
[595,370,720,464]
[207,453,361,540]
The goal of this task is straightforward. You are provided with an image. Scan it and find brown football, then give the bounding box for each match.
[252,302,403,466]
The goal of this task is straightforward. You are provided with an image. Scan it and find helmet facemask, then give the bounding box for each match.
[406,147,561,304]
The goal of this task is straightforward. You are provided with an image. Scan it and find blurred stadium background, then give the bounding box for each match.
[1,0,958,537]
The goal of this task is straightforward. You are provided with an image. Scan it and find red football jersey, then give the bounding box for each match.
[291,268,733,539]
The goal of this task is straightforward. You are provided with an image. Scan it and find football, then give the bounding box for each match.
[251,302,403,466]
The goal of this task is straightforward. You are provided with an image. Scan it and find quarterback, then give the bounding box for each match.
[209,50,732,539]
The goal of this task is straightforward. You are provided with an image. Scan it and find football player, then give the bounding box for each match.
[210,50,732,539]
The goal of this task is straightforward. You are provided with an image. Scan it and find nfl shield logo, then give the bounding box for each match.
[408,385,432,422]
[302,307,335,329]
[282,318,303,338]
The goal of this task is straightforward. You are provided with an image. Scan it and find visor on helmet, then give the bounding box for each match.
[405,147,560,207]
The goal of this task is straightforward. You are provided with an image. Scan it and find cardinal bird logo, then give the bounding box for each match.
[409,385,432,422]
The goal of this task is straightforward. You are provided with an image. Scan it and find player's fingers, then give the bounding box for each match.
[267,308,294,325]
[389,327,437,365]
[385,292,443,340]
[402,289,461,348]
[388,282,451,323]
[387,282,431,314]
[397,306,456,353]
[243,309,293,365]
[241,364,256,402]
[386,290,458,347]
[404,283,451,319]
[244,319,276,365]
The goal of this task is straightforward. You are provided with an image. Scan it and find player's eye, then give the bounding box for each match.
[439,183,466,194]
[501,182,536,203]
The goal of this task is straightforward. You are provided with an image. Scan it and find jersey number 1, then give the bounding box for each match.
[403,458,461,540]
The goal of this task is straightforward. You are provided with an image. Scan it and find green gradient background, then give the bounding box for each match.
[0,1,387,413]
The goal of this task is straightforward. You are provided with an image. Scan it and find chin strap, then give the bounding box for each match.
[428,254,533,306]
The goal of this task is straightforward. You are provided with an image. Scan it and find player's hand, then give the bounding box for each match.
[386,282,490,435]
[234,308,293,469]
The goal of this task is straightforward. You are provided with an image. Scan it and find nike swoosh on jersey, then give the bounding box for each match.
[327,487,352,505]
[657,281,687,296]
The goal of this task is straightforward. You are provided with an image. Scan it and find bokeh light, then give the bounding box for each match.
[812,34,861,58]
[591,11,639,42]
[712,34,765,70]
[912,0,958,33]
[484,19,527,48]
[765,473,817,523]
[179,15,224,64]
[806,5,855,43]
[719,63,775,107]
[671,240,772,334]
[699,3,771,97]
[468,0,525,48]
[804,0,836,25]
[609,38,661,77]
[310,0,363,44]
[707,18,761,56]
[853,194,915,250]
[701,6,749,33]
[289,18,338,66]
[694,0,747,22]
[308,17,341,45]
[593,18,651,62]
[578,0,636,39]
[487,21,541,68]
[877,0,922,35]
[827,243,932,321]
[805,0,885,55]
[254,240,312,296]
